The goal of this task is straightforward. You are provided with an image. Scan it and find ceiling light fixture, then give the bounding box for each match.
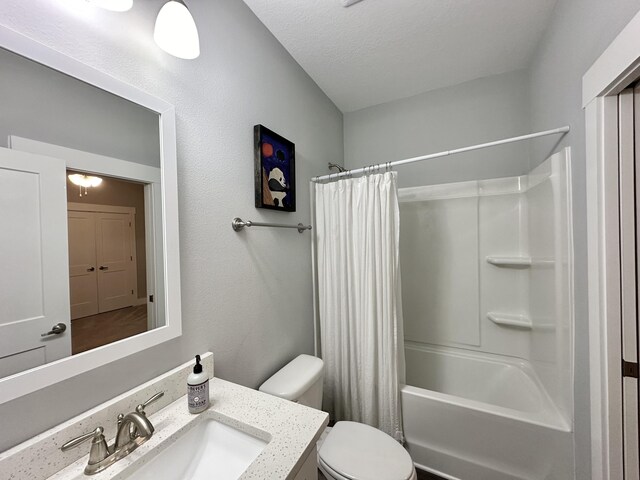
[86,0,133,12]
[68,174,103,197]
[154,0,200,60]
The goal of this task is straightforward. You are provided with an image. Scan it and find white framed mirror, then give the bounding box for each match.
[0,24,182,404]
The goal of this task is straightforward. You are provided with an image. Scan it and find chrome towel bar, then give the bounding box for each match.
[232,217,312,234]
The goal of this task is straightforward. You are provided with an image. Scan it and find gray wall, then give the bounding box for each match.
[527,1,640,478]
[344,69,532,188]
[0,0,342,451]
[0,47,160,167]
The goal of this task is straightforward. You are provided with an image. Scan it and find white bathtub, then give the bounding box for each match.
[402,343,573,480]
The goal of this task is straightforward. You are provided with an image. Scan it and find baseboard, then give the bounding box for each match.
[137,297,147,306]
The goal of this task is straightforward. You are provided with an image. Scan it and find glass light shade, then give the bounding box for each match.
[86,0,133,12]
[154,1,200,59]
[68,174,103,188]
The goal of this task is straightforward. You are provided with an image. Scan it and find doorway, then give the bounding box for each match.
[584,13,640,477]
[66,171,149,354]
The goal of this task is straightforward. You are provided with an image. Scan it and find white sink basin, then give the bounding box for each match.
[130,419,268,480]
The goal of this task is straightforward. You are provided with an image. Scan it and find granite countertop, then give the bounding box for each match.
[49,378,329,480]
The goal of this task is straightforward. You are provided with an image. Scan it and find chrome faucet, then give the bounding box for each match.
[61,392,164,475]
[115,411,154,449]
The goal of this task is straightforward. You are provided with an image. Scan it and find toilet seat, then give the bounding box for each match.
[317,421,416,480]
[318,455,356,480]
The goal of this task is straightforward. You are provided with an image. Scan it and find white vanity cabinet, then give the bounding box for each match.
[294,449,319,480]
[0,354,329,480]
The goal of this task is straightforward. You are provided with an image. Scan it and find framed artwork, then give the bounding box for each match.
[254,125,296,212]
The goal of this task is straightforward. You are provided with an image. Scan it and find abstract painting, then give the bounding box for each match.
[254,125,296,212]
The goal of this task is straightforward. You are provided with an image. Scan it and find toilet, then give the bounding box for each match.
[259,354,417,480]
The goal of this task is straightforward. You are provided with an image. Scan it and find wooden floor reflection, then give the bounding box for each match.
[71,305,148,354]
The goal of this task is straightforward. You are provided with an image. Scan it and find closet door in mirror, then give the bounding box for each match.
[68,211,99,320]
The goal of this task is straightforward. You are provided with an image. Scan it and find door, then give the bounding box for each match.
[0,147,71,377]
[618,86,640,480]
[96,212,136,312]
[68,211,99,320]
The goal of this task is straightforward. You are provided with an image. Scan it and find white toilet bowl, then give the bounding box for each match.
[317,421,416,480]
[259,354,416,480]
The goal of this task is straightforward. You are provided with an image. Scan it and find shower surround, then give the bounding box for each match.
[398,149,574,479]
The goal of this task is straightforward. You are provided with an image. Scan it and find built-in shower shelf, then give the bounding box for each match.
[486,256,532,267]
[487,312,532,330]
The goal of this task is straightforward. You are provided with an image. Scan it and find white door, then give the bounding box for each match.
[619,86,640,480]
[68,211,99,320]
[96,212,136,312]
[0,147,71,378]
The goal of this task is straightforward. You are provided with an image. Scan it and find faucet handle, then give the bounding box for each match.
[136,391,164,415]
[61,427,109,464]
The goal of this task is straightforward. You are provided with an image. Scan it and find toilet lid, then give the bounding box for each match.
[318,422,414,480]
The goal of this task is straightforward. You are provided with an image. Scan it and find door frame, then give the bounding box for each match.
[12,137,162,330]
[584,9,640,479]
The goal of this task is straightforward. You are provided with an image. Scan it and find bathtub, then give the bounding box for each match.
[401,343,573,480]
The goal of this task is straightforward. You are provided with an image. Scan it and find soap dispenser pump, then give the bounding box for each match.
[187,355,210,413]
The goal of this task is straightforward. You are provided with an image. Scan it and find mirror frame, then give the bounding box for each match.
[0,25,182,404]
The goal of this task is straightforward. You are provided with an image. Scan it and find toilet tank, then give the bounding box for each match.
[259,354,324,410]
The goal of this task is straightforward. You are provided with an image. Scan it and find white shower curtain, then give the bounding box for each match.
[314,171,405,442]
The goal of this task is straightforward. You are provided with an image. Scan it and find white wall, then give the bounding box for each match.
[344,69,532,188]
[0,0,342,451]
[527,1,640,477]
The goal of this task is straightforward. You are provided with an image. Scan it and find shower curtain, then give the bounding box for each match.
[314,171,405,442]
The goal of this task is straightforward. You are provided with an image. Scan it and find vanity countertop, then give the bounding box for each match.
[49,378,329,480]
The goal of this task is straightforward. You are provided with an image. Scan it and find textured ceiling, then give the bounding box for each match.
[242,0,557,112]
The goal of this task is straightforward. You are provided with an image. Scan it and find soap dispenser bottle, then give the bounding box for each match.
[188,355,210,413]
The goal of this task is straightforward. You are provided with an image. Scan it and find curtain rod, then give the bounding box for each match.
[311,126,570,183]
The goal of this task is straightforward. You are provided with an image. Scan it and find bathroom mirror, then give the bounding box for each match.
[0,25,182,403]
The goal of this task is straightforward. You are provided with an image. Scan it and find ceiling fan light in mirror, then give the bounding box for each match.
[86,0,133,12]
[68,174,103,197]
[154,0,200,60]
[68,174,103,187]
